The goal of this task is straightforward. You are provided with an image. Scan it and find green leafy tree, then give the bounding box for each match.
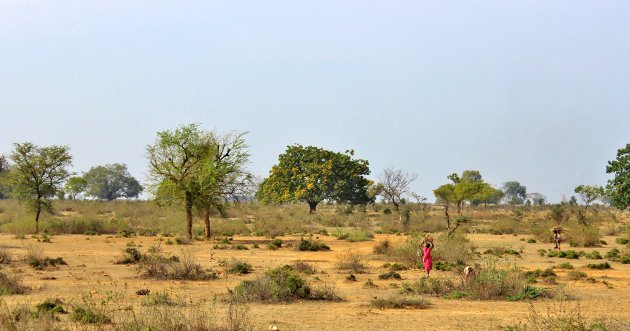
[191,131,253,238]
[502,181,527,205]
[9,143,72,233]
[606,143,630,211]
[433,183,456,230]
[64,176,88,200]
[147,124,210,239]
[0,155,10,199]
[83,163,143,200]
[256,145,372,214]
[574,185,604,225]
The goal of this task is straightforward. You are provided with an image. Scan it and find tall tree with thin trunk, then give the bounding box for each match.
[9,143,72,233]
[147,124,210,240]
[377,168,417,213]
[192,131,253,238]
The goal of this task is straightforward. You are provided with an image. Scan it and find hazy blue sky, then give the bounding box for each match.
[1,1,629,202]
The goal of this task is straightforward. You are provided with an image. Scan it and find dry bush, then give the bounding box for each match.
[0,248,11,265]
[504,299,630,331]
[565,225,601,247]
[292,261,316,274]
[0,301,57,330]
[0,268,28,295]
[336,251,369,274]
[373,239,392,254]
[218,258,253,274]
[370,295,431,309]
[137,247,217,280]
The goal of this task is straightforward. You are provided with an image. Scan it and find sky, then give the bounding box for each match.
[1,1,629,202]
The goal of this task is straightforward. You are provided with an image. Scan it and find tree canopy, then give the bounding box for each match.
[502,181,527,205]
[147,124,252,239]
[9,143,72,233]
[377,168,417,213]
[64,176,88,200]
[606,143,630,211]
[255,145,372,213]
[83,163,143,200]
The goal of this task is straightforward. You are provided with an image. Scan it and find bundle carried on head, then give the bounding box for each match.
[552,226,563,234]
[424,235,434,243]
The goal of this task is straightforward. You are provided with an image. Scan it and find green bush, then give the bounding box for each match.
[566,270,587,280]
[370,295,431,309]
[615,237,629,245]
[555,262,574,269]
[72,306,111,324]
[586,262,611,270]
[584,251,602,260]
[219,258,253,274]
[267,239,283,250]
[297,239,330,251]
[378,271,402,280]
[233,266,339,302]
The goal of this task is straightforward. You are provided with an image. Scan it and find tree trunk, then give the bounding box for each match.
[308,201,319,214]
[35,206,41,234]
[204,209,211,239]
[457,201,462,215]
[393,201,400,213]
[445,204,450,230]
[185,192,193,240]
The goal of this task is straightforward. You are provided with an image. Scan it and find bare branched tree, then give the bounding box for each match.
[377,168,418,213]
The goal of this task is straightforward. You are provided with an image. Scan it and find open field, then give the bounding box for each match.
[1,201,630,330]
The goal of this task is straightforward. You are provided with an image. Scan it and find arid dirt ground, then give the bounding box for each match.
[1,233,629,330]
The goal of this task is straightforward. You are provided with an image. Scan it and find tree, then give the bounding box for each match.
[574,185,604,224]
[147,124,211,239]
[64,176,87,200]
[9,143,72,233]
[448,170,488,213]
[502,181,527,205]
[191,131,253,238]
[476,184,503,207]
[256,145,371,214]
[527,192,547,206]
[433,183,456,230]
[0,155,10,199]
[377,168,417,213]
[606,143,630,211]
[83,163,143,200]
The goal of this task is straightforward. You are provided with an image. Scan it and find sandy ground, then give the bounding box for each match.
[1,233,629,330]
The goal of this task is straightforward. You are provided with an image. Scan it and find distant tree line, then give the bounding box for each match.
[0,125,628,236]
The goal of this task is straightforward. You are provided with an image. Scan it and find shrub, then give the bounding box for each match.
[0,268,28,295]
[620,255,630,264]
[370,295,431,309]
[586,262,611,270]
[72,306,111,324]
[297,239,330,251]
[566,270,587,280]
[267,239,283,250]
[506,286,546,301]
[605,248,620,260]
[387,263,407,271]
[292,261,316,274]
[116,247,143,264]
[232,266,338,302]
[555,262,574,269]
[137,248,217,280]
[0,249,11,265]
[378,271,402,280]
[219,258,253,274]
[584,251,602,260]
[336,251,369,274]
[566,225,601,247]
[401,277,455,297]
[527,239,537,243]
[345,229,374,242]
[615,237,629,245]
[36,299,66,314]
[373,239,392,254]
[142,291,183,306]
[484,247,521,257]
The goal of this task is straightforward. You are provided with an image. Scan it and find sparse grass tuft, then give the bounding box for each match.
[370,295,431,309]
[336,251,369,274]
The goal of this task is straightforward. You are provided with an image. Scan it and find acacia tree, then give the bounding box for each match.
[527,192,547,206]
[147,124,211,239]
[606,143,630,211]
[64,176,87,200]
[256,145,371,214]
[574,185,604,225]
[377,168,417,213]
[192,131,253,238]
[83,163,143,200]
[433,183,456,230]
[9,143,72,233]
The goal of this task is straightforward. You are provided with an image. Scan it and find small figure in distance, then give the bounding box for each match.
[553,227,562,251]
[420,235,434,278]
